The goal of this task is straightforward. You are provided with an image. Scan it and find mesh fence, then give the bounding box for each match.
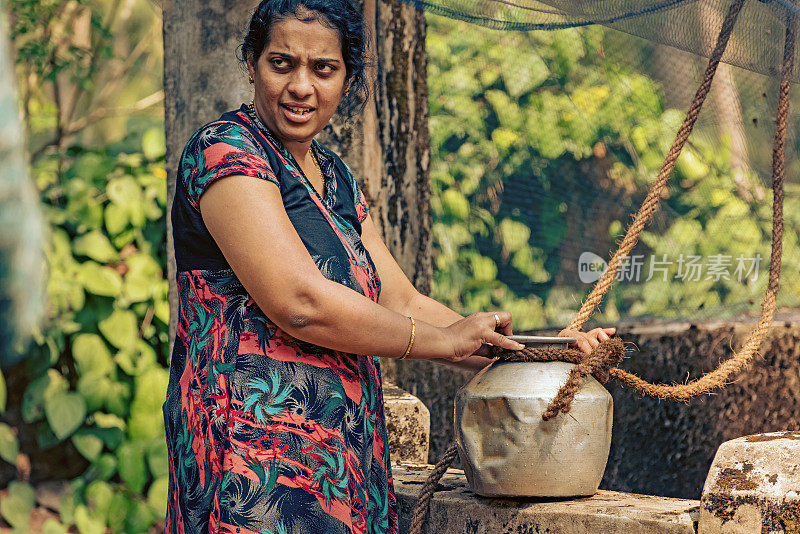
[417,1,800,329]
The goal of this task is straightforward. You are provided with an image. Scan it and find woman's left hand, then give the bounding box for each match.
[558,326,616,355]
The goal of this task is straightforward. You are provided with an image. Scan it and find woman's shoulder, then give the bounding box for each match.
[177,107,280,207]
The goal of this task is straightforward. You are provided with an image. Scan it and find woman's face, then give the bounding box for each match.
[248,13,348,148]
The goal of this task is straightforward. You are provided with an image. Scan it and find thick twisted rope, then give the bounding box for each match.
[562,1,793,403]
[407,443,459,534]
[566,0,746,332]
[410,3,799,532]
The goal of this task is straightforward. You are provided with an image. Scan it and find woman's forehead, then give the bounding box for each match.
[266,16,343,59]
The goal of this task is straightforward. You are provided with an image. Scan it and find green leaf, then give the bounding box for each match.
[84,480,114,523]
[84,453,117,482]
[147,476,168,518]
[498,218,531,253]
[77,372,113,412]
[92,412,126,430]
[128,367,168,440]
[122,274,152,303]
[501,50,549,97]
[107,493,129,533]
[45,391,87,440]
[0,481,35,529]
[37,422,61,450]
[22,370,68,423]
[115,340,156,376]
[78,262,123,297]
[103,380,132,418]
[72,333,114,376]
[58,482,81,526]
[87,426,125,450]
[73,504,105,534]
[154,297,169,325]
[71,430,104,461]
[117,441,148,494]
[147,439,169,479]
[0,423,18,464]
[122,253,163,303]
[107,176,142,209]
[72,230,119,263]
[98,309,138,350]
[41,518,69,534]
[104,203,129,235]
[468,254,498,282]
[111,228,137,249]
[143,190,163,220]
[441,189,470,220]
[125,498,156,533]
[142,127,166,160]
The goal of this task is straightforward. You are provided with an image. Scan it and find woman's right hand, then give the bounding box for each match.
[441,311,525,361]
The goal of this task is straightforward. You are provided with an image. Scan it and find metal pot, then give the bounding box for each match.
[454,359,613,497]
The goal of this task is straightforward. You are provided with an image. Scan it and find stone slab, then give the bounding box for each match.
[394,466,700,534]
[699,431,800,534]
[383,383,431,465]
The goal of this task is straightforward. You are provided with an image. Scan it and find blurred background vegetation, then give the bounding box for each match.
[2,0,799,532]
[4,1,168,532]
[426,16,800,330]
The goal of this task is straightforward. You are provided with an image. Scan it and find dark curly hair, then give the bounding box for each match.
[238,0,370,120]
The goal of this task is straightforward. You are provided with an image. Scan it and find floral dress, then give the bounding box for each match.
[163,104,397,534]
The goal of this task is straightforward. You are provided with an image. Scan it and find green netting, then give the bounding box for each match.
[416,2,800,329]
[408,0,800,80]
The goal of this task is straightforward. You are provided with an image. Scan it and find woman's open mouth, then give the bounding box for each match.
[281,104,316,123]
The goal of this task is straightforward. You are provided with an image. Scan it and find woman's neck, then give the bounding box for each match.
[283,140,313,163]
[250,101,313,163]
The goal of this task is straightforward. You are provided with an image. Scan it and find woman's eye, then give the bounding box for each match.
[316,63,335,74]
[270,58,289,69]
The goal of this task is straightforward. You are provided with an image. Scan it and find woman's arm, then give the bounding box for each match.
[198,175,522,361]
[360,214,496,373]
[360,214,617,366]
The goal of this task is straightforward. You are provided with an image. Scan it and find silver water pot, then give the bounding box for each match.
[454,338,612,497]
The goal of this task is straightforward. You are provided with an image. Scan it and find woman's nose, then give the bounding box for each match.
[287,68,314,98]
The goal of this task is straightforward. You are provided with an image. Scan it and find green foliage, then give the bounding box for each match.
[3,0,168,532]
[1,481,36,530]
[2,141,170,530]
[10,142,170,531]
[426,15,800,327]
[0,423,19,464]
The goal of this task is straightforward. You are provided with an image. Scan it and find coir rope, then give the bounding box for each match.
[410,1,796,531]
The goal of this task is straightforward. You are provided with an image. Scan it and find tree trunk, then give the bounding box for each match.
[162,0,431,361]
[318,0,431,297]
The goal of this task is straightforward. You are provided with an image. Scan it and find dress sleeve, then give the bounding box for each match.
[179,121,279,211]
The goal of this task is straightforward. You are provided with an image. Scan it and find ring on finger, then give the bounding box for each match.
[494,313,500,330]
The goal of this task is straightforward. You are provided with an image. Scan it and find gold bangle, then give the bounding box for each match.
[400,316,416,360]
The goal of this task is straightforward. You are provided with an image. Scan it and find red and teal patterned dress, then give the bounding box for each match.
[163,104,397,534]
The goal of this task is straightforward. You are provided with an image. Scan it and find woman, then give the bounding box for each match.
[163,0,615,532]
